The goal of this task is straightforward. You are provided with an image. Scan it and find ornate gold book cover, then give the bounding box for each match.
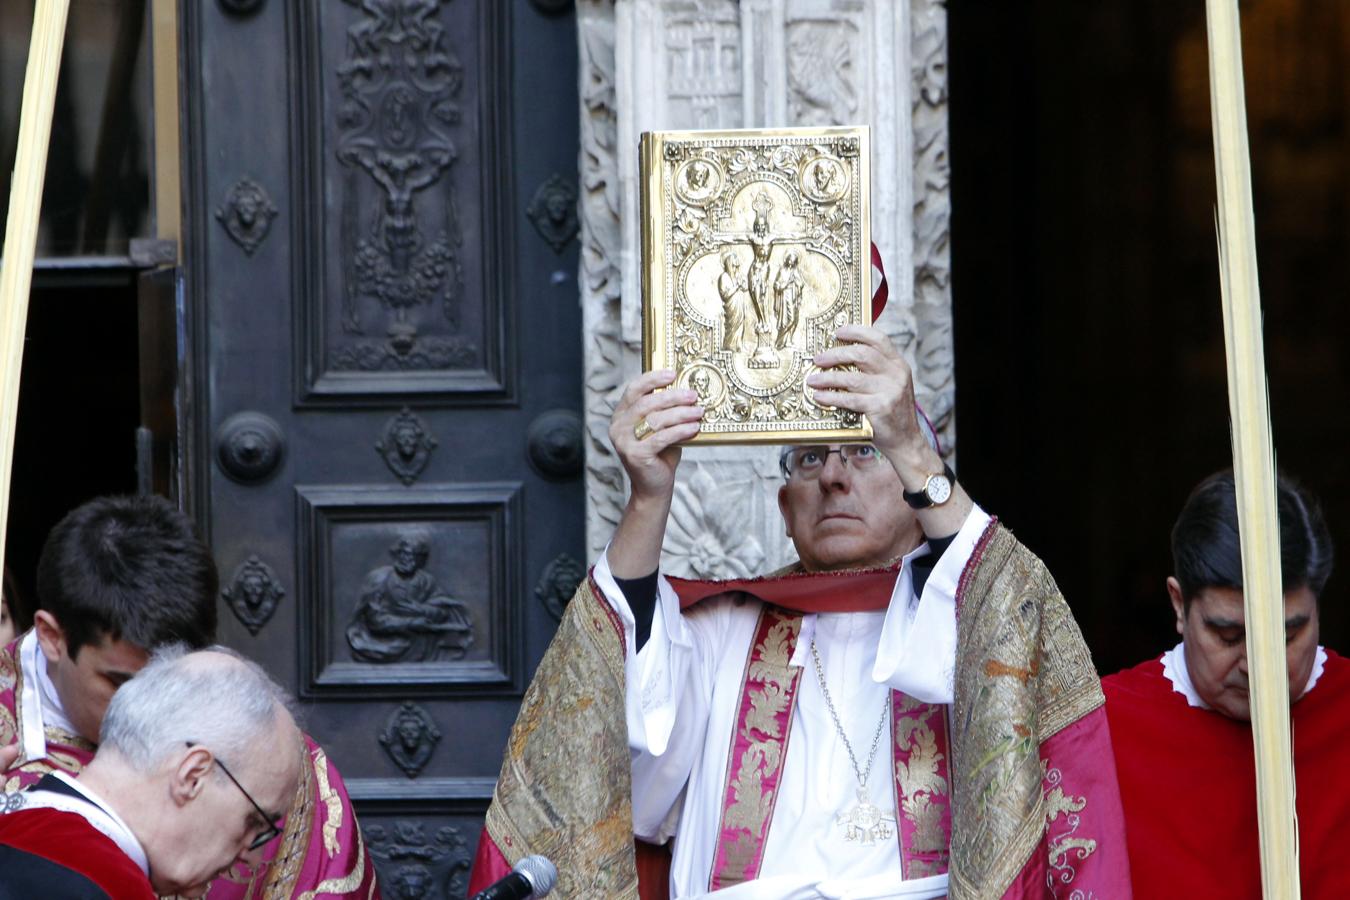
[640,126,872,445]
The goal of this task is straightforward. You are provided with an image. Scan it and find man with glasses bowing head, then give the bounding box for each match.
[473,324,1131,899]
[0,646,303,899]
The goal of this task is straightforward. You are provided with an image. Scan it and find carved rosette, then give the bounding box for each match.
[215,177,278,256]
[215,411,286,483]
[375,408,438,485]
[378,701,442,778]
[579,0,954,570]
[526,410,584,480]
[333,0,472,372]
[222,555,285,635]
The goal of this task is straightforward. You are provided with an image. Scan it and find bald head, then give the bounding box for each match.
[84,647,304,896]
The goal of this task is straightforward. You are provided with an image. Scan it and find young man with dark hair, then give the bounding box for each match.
[1103,470,1348,897]
[0,495,380,898]
[2,495,218,780]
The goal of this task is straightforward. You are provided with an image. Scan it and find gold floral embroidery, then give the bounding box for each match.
[260,741,317,899]
[0,646,16,691]
[484,581,640,899]
[949,523,1107,900]
[1044,765,1097,892]
[711,608,803,888]
[893,702,953,869]
[723,744,776,835]
[312,748,344,858]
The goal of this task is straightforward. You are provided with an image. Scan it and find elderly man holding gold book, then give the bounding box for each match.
[471,325,1132,899]
[469,126,1128,899]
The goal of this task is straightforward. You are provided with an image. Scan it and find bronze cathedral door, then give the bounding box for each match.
[180,1,582,893]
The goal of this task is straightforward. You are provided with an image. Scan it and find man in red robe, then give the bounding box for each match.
[0,647,305,899]
[1104,470,1347,898]
[471,325,1132,899]
[0,495,380,898]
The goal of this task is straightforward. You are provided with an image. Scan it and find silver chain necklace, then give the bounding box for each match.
[809,638,896,845]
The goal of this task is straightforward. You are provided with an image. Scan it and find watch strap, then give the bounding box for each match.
[902,462,956,510]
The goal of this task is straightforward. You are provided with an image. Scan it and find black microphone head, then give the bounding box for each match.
[513,855,557,897]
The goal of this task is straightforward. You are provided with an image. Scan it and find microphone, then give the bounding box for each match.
[470,854,557,900]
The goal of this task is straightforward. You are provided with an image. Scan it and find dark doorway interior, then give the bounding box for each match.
[948,0,1350,674]
[4,272,141,609]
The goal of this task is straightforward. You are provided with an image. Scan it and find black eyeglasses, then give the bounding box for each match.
[186,742,283,851]
[780,444,882,480]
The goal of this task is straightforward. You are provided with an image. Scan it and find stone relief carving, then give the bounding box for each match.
[786,20,861,126]
[215,177,277,256]
[527,173,580,253]
[333,0,472,372]
[367,820,470,898]
[663,2,743,129]
[222,555,285,635]
[378,701,441,778]
[375,408,438,485]
[909,0,956,450]
[666,466,768,577]
[578,0,630,559]
[345,531,474,663]
[579,0,954,573]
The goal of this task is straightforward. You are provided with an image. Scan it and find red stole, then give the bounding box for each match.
[1104,651,1350,899]
[0,806,155,899]
[707,605,953,889]
[668,564,900,614]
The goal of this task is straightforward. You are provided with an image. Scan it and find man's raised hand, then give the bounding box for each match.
[806,325,927,463]
[609,369,703,503]
[606,370,703,578]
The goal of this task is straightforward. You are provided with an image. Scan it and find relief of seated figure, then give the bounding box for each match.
[346,531,474,663]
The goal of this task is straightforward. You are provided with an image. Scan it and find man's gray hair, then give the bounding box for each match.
[99,645,296,772]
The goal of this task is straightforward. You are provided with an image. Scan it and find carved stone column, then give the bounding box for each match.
[578,0,953,574]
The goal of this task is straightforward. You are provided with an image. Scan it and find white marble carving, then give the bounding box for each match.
[578,0,954,575]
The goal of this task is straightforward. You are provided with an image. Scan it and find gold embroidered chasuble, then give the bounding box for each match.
[475,522,1131,899]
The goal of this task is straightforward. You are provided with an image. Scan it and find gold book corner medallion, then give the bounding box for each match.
[640,126,873,446]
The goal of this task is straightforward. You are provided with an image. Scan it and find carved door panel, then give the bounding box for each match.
[181,1,582,892]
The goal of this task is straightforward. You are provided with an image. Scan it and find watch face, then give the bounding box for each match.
[927,475,952,505]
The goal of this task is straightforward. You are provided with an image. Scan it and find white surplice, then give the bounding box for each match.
[594,507,991,900]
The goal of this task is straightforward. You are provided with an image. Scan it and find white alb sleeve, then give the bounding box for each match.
[592,550,733,840]
[872,506,991,704]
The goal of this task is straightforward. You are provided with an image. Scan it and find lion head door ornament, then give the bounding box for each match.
[222,556,285,635]
[640,127,872,445]
[375,408,438,485]
[378,702,442,778]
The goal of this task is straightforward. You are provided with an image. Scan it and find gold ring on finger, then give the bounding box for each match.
[633,417,654,441]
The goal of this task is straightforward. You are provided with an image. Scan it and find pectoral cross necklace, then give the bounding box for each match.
[809,639,896,846]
